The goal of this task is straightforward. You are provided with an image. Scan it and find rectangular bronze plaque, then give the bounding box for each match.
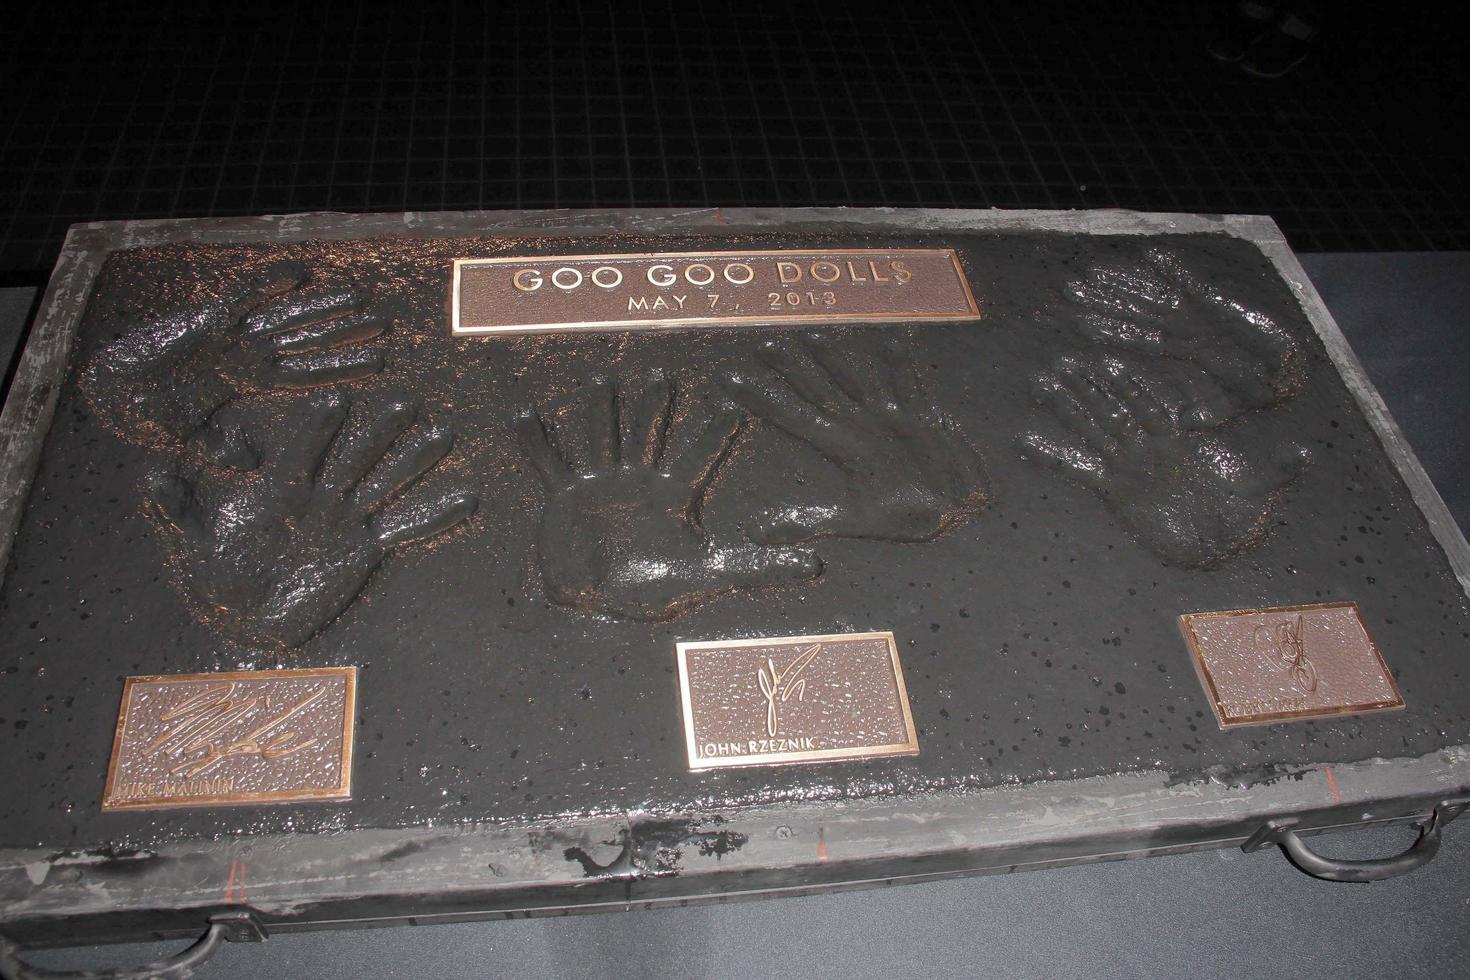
[101,667,357,811]
[676,631,919,770]
[451,248,980,335]
[1178,602,1404,729]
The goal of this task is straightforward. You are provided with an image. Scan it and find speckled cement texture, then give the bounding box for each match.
[3,216,1467,857]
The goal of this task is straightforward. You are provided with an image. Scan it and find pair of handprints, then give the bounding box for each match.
[1018,247,1310,567]
[513,338,988,620]
[82,262,478,649]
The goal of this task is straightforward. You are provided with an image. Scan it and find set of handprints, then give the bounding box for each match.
[79,248,1308,650]
[1020,248,1311,567]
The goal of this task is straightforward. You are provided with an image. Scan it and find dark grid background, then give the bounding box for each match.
[2,1,1466,281]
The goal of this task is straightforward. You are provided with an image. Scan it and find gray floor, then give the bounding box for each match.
[6,251,1470,979]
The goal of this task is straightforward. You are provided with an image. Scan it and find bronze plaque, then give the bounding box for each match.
[102,667,357,811]
[676,631,919,770]
[1179,602,1404,729]
[451,248,980,335]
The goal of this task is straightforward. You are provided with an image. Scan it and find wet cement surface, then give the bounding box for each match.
[2,229,1469,851]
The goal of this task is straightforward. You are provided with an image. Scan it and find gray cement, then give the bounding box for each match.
[2,210,1467,946]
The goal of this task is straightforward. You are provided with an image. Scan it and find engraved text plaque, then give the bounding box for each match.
[452,248,980,335]
[676,631,919,770]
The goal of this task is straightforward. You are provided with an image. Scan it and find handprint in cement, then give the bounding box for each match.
[1019,354,1309,567]
[1064,247,1304,421]
[146,395,476,649]
[82,260,387,465]
[516,373,822,621]
[722,336,989,544]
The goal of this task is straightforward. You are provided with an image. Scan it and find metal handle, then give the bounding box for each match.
[1243,797,1470,882]
[0,911,264,980]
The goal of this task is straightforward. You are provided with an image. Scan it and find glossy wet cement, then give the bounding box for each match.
[3,228,1468,851]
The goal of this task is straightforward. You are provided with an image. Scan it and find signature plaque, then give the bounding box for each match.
[102,667,357,811]
[1178,602,1404,729]
[676,631,919,770]
[452,248,980,335]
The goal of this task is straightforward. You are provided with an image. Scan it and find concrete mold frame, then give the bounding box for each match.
[1,208,1468,952]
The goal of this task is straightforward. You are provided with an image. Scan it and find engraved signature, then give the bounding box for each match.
[756,643,821,737]
[145,682,325,778]
[1253,614,1318,693]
